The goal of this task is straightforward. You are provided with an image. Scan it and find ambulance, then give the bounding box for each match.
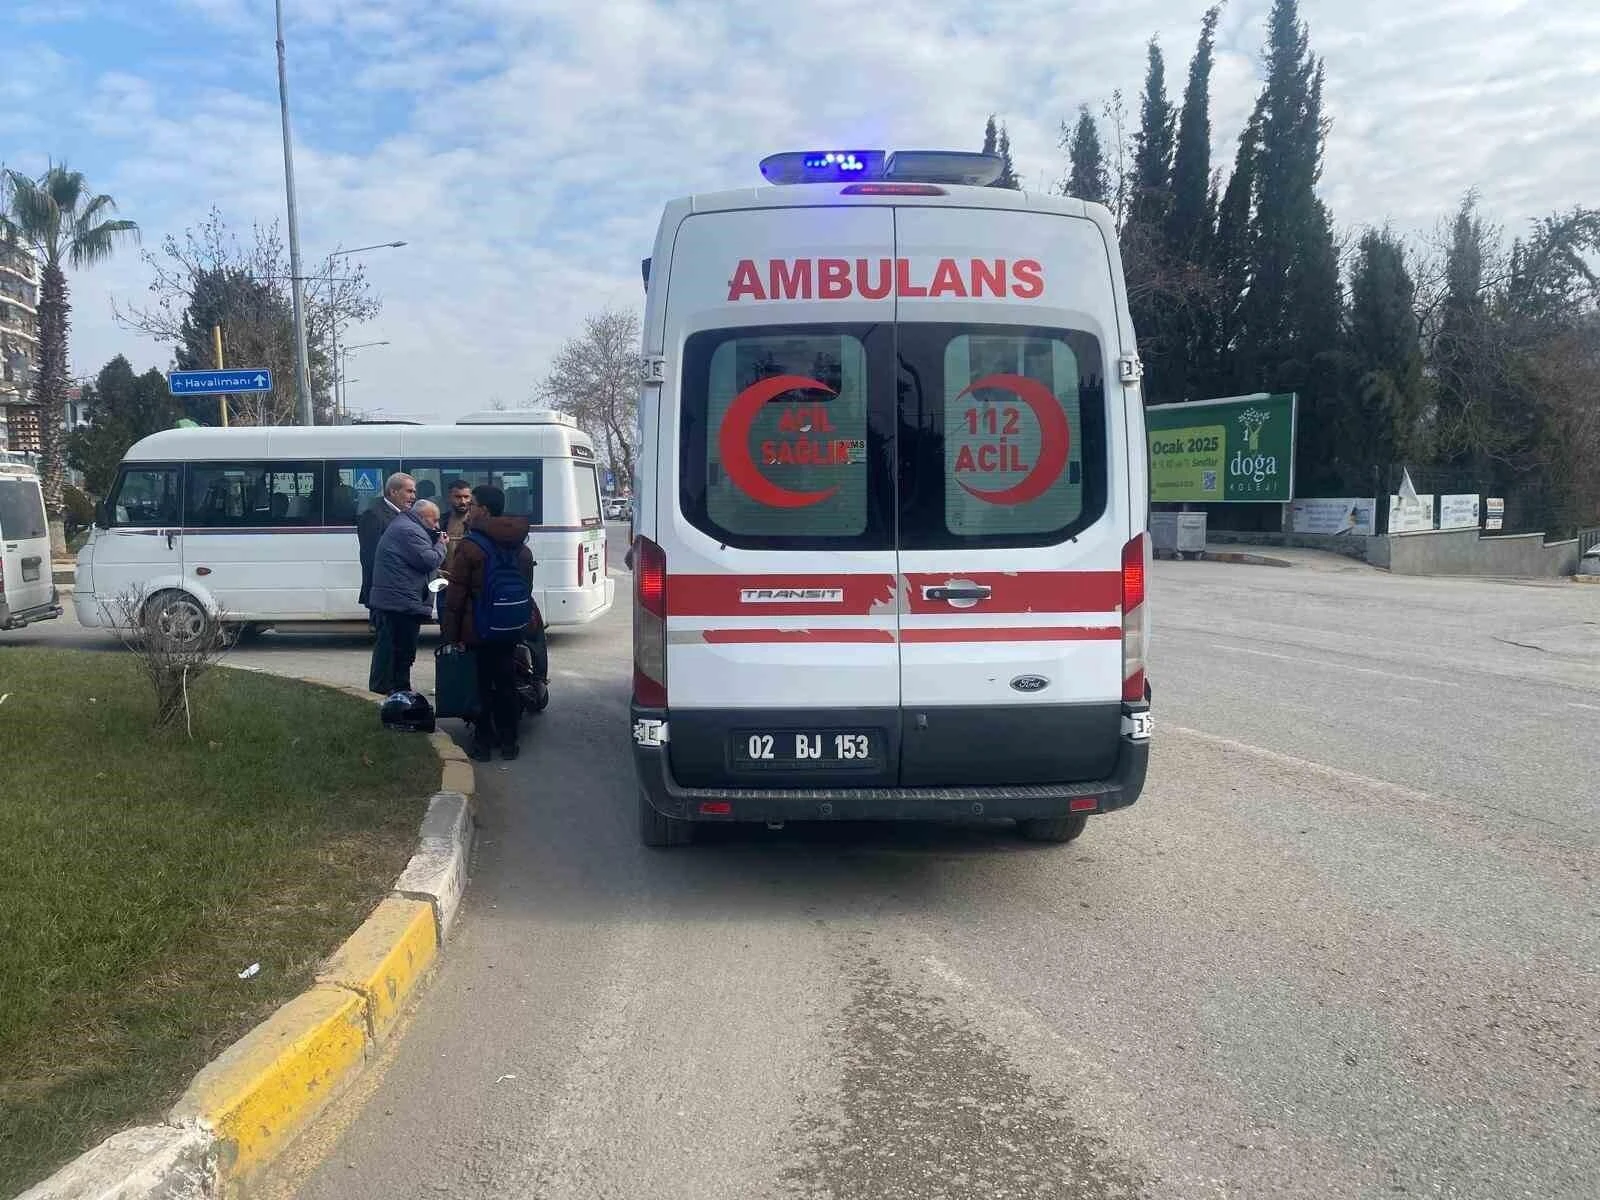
[629,149,1151,847]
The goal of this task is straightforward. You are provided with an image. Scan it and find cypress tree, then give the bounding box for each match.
[1343,228,1427,482]
[1235,0,1343,490]
[1063,107,1109,206]
[1166,6,1221,262]
[995,124,1021,189]
[1127,38,1177,235]
[982,115,999,157]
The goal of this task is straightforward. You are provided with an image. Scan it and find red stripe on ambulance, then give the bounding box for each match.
[670,573,896,617]
[902,571,1122,615]
[727,258,1045,302]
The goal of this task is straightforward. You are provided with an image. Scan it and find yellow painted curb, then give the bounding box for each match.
[317,897,439,1042]
[441,758,475,797]
[430,730,468,763]
[170,984,368,1185]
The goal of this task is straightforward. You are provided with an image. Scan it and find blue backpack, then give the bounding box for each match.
[466,531,532,641]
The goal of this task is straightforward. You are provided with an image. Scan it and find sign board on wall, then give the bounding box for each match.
[1146,393,1297,504]
[1485,497,1505,531]
[1439,494,1481,530]
[1389,493,1436,533]
[1290,497,1377,536]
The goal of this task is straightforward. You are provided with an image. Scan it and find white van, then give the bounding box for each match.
[73,412,612,639]
[630,149,1152,846]
[0,457,62,631]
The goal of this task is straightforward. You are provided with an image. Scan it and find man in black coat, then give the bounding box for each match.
[357,473,416,612]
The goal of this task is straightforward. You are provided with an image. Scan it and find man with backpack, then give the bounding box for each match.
[441,484,536,761]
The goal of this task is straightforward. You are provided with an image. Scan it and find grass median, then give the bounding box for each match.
[0,647,436,1194]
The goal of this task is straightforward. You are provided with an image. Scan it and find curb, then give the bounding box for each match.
[1574,573,1600,585]
[17,697,476,1200]
[1200,550,1295,569]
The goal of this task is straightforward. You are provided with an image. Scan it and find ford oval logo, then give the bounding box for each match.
[1010,675,1050,693]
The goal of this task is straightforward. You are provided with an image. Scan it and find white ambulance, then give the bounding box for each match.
[630,149,1151,846]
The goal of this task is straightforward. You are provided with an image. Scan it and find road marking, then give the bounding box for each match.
[1209,643,1460,688]
[1169,724,1437,805]
[1570,702,1600,712]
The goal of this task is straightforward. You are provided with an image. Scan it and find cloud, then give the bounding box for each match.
[10,0,1597,421]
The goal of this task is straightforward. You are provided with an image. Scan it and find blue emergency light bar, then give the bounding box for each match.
[759,149,1004,187]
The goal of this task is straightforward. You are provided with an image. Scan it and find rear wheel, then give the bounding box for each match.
[1017,812,1089,844]
[639,790,694,847]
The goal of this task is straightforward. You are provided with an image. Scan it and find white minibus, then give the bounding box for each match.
[73,411,612,639]
[1,456,62,631]
[630,149,1151,846]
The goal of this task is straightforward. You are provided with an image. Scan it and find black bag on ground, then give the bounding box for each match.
[433,644,480,720]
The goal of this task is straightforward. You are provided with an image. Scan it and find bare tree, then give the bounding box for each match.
[113,208,379,425]
[103,586,230,735]
[537,309,640,490]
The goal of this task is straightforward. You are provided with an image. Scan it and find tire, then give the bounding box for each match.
[144,591,214,650]
[639,790,694,847]
[1017,812,1089,844]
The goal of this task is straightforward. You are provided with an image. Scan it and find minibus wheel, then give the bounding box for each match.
[144,590,214,650]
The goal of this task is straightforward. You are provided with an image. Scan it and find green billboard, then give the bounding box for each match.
[1146,392,1297,504]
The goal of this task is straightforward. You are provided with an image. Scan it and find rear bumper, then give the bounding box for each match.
[541,578,615,628]
[631,702,1150,824]
[0,594,63,631]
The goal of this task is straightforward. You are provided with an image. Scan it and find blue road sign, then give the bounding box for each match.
[352,468,382,494]
[168,368,273,396]
[604,469,616,491]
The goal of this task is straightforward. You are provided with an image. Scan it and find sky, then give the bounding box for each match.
[4,0,1599,423]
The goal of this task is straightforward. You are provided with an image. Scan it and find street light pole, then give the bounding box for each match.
[339,341,390,423]
[274,0,315,425]
[306,241,405,425]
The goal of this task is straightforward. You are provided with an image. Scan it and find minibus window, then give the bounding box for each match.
[185,462,322,527]
[399,461,545,523]
[0,477,47,540]
[572,462,602,527]
[108,466,181,527]
[325,461,402,525]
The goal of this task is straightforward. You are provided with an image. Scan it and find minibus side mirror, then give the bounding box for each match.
[94,500,110,529]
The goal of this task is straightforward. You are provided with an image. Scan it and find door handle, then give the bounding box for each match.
[923,583,992,603]
[166,531,177,550]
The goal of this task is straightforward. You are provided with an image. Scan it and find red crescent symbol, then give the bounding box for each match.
[717,374,840,509]
[954,373,1071,506]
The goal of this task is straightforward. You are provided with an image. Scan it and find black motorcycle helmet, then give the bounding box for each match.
[380,690,436,733]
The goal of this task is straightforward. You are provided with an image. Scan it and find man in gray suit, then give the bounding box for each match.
[357,473,416,611]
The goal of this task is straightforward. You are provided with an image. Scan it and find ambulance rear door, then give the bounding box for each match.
[891,204,1131,787]
[659,204,904,790]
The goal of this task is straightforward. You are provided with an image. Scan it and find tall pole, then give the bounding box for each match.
[212,323,229,427]
[275,0,315,425]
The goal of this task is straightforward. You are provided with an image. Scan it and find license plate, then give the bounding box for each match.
[733,729,880,768]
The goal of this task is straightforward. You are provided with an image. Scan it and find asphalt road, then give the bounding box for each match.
[7,543,1598,1199]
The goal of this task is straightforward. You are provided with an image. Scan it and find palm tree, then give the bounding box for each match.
[2,164,138,550]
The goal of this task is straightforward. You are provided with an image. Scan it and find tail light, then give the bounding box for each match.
[1121,532,1148,703]
[633,536,668,707]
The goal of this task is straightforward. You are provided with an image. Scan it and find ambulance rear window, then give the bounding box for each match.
[679,325,895,550]
[897,324,1107,549]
